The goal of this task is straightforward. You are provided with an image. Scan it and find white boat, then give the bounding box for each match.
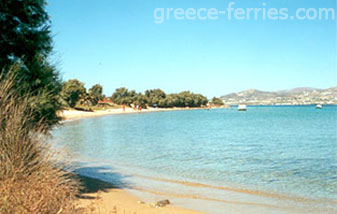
[316,104,322,109]
[238,104,247,111]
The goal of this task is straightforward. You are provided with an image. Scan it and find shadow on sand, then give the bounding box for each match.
[74,166,131,199]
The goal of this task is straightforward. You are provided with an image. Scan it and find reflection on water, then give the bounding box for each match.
[53,106,337,213]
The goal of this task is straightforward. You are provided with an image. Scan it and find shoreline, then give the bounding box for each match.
[58,104,334,122]
[58,107,208,122]
[74,164,337,214]
[77,175,203,214]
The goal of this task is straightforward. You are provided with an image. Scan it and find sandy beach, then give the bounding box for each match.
[58,107,208,121]
[77,175,203,214]
[78,189,203,214]
[59,107,156,121]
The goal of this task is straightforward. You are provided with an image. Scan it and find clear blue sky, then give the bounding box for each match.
[47,0,336,98]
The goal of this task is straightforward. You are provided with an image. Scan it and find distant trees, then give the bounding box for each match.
[60,82,209,109]
[60,79,86,108]
[210,97,224,106]
[133,93,148,108]
[176,91,208,107]
[111,88,208,108]
[60,80,109,108]
[111,87,148,107]
[88,84,103,105]
[145,89,166,107]
[157,91,208,108]
[111,87,134,106]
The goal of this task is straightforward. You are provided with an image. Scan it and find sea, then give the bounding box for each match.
[52,105,337,214]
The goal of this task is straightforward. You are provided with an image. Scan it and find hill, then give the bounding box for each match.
[220,87,337,105]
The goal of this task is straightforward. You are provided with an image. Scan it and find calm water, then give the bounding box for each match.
[53,106,337,213]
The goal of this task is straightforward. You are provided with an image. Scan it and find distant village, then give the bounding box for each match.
[221,87,337,105]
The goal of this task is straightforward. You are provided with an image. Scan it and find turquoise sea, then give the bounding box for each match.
[53,106,337,214]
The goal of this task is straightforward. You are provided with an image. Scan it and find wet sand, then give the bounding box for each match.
[77,175,203,214]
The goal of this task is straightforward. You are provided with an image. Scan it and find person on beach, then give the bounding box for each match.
[123,105,125,112]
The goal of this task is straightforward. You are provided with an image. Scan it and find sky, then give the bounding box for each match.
[47,0,336,98]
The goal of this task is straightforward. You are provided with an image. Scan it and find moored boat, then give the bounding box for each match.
[316,104,322,109]
[238,104,247,111]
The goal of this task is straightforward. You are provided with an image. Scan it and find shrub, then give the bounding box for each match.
[210,97,224,106]
[0,73,79,214]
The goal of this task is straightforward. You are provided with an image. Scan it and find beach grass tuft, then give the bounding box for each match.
[0,71,79,214]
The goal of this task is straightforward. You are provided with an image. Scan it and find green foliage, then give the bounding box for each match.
[210,97,224,106]
[88,84,103,105]
[133,93,148,108]
[161,91,208,108]
[111,87,208,108]
[60,79,86,108]
[0,0,62,130]
[0,0,52,68]
[145,89,166,107]
[111,87,135,106]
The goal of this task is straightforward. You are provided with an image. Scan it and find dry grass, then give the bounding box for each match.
[0,71,79,214]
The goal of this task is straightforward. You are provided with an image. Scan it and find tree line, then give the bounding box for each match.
[60,79,104,108]
[60,80,214,109]
[113,87,209,108]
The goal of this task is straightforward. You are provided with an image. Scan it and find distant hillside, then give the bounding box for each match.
[220,87,337,105]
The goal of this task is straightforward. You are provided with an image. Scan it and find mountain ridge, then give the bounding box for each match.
[221,86,337,105]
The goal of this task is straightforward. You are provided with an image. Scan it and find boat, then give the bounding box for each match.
[316,104,322,109]
[238,104,247,111]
